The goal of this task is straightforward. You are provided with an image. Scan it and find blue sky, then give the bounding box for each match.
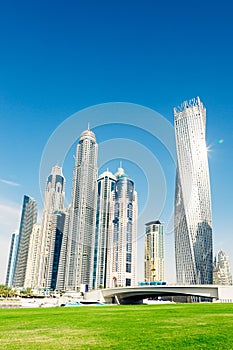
[0,0,233,283]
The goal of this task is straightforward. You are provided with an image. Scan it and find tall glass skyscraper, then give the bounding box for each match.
[93,170,116,289]
[106,167,137,288]
[5,232,19,287]
[174,97,213,285]
[13,195,37,288]
[67,128,98,290]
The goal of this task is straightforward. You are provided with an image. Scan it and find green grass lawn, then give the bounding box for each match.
[0,303,233,349]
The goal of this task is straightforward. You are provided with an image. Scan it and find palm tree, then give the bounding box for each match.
[0,285,16,298]
[20,288,34,297]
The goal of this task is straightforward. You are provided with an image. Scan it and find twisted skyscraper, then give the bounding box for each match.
[174,97,213,285]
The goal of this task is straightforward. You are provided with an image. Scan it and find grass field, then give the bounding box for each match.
[0,303,233,349]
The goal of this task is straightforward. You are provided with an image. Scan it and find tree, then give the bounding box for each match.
[0,285,16,298]
[20,288,33,297]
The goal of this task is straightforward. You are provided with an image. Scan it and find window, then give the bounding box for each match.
[126,263,131,273]
[126,253,131,262]
[126,278,131,286]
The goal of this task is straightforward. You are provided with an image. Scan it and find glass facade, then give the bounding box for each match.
[50,212,66,290]
[12,195,37,288]
[5,232,19,287]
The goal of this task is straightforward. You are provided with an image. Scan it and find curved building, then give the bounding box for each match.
[174,97,213,285]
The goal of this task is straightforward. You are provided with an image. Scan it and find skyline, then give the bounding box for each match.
[1,100,232,285]
[1,0,233,283]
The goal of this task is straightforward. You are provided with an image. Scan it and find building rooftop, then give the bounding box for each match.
[80,129,96,142]
[174,96,203,114]
[145,220,162,226]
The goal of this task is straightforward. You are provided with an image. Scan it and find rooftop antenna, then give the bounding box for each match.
[87,122,90,130]
[120,160,122,168]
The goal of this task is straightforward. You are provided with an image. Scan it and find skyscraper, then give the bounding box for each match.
[24,224,41,289]
[39,165,65,289]
[174,97,213,285]
[144,221,164,282]
[56,206,71,291]
[213,250,232,285]
[67,128,98,290]
[5,232,19,287]
[49,211,67,290]
[13,195,37,288]
[106,167,138,288]
[93,170,116,289]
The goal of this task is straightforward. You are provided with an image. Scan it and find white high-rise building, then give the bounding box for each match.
[13,195,37,288]
[144,221,164,282]
[24,224,41,289]
[213,250,232,285]
[93,170,116,289]
[43,165,65,212]
[106,167,138,288]
[67,128,98,290]
[39,165,65,289]
[174,97,213,284]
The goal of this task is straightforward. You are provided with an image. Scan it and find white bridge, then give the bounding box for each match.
[86,285,233,304]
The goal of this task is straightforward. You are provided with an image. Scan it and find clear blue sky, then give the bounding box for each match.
[0,0,233,283]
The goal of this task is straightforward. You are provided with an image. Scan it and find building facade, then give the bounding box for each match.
[213,250,232,285]
[13,195,37,288]
[144,221,164,282]
[93,170,116,289]
[56,206,71,291]
[24,224,41,289]
[5,232,19,287]
[67,128,98,290]
[39,165,65,289]
[106,167,137,288]
[49,211,67,290]
[174,97,213,284]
